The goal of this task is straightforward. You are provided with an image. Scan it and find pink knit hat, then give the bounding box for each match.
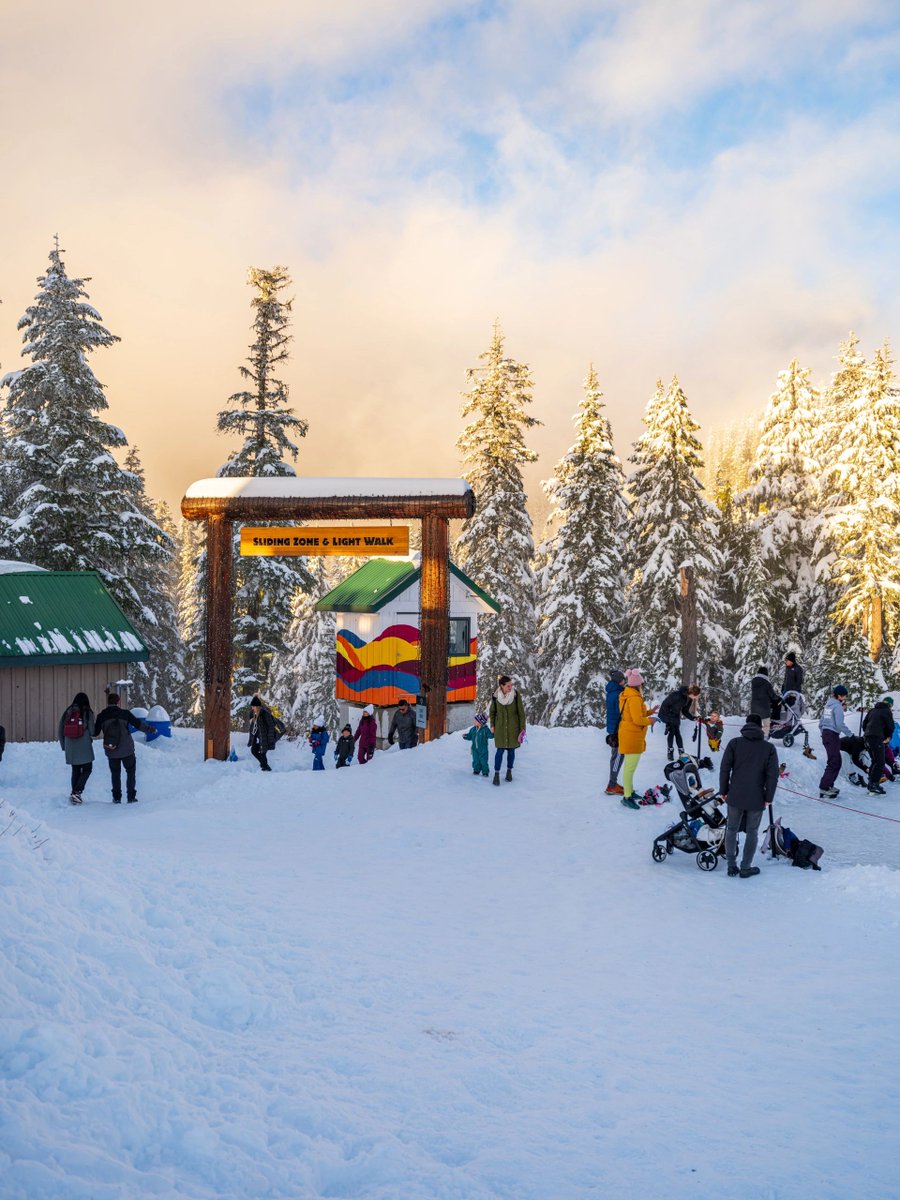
[625,668,644,687]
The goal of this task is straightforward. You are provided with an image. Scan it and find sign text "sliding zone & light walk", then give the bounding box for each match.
[239,526,410,556]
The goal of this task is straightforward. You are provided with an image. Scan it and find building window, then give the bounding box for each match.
[449,617,471,658]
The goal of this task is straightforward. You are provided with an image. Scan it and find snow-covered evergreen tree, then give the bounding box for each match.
[216,267,313,715]
[825,342,900,662]
[744,360,820,662]
[535,365,628,726]
[269,557,339,736]
[733,533,774,706]
[0,243,173,676]
[815,621,882,711]
[626,376,728,696]
[455,324,541,710]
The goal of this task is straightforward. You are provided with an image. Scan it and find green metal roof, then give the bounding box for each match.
[0,571,149,667]
[316,559,501,614]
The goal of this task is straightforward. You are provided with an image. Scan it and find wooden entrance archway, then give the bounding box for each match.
[181,477,476,760]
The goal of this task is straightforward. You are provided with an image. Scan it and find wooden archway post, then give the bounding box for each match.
[420,514,449,743]
[205,514,235,760]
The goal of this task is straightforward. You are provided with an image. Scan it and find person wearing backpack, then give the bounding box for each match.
[248,696,278,772]
[58,691,95,804]
[93,692,156,804]
[719,713,779,878]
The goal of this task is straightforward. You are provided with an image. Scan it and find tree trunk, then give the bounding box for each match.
[869,592,883,662]
[680,565,698,686]
[420,515,449,742]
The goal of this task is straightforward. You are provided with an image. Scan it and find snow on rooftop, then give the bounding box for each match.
[0,560,48,575]
[184,477,472,501]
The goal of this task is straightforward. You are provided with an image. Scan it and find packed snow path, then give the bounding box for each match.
[2,724,898,1199]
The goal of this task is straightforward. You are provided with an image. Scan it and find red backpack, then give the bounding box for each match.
[64,706,85,739]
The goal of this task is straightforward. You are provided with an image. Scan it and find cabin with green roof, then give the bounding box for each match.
[317,556,499,735]
[0,566,149,742]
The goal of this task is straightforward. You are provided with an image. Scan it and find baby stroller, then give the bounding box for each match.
[769,691,813,754]
[651,754,727,871]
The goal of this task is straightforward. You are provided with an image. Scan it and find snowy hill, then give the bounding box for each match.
[2,722,899,1199]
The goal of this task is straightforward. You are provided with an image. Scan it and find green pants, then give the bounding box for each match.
[623,753,642,797]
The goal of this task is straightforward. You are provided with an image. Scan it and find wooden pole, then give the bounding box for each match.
[205,514,234,761]
[420,514,449,743]
[680,564,698,687]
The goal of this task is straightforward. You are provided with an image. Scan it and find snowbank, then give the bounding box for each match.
[1,721,898,1198]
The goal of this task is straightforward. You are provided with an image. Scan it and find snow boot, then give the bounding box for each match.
[739,866,761,878]
[868,784,886,796]
[848,771,866,787]
[803,745,817,760]
[605,783,624,795]
[69,792,82,805]
[112,798,121,804]
[620,795,640,810]
[666,748,674,762]
[727,865,740,877]
[505,769,513,782]
[492,772,500,786]
[820,787,839,799]
[127,797,138,804]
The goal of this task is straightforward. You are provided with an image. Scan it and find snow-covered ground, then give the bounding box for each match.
[2,719,899,1199]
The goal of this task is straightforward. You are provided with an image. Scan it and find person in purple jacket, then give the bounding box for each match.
[354,705,378,764]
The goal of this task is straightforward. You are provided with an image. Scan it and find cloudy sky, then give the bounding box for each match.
[2,0,899,513]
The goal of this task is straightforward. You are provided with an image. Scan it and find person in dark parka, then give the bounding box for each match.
[59,691,95,804]
[863,699,895,795]
[387,699,418,749]
[657,684,701,760]
[248,696,277,772]
[719,713,779,877]
[604,670,625,795]
[782,653,805,697]
[93,693,156,803]
[749,667,781,734]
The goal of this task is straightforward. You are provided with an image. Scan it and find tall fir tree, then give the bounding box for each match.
[269,556,339,736]
[626,376,729,696]
[741,360,821,695]
[215,267,313,715]
[0,243,173,675]
[732,532,775,705]
[826,342,900,662]
[455,323,540,710]
[535,365,629,726]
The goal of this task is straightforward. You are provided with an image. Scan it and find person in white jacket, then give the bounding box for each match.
[818,685,853,799]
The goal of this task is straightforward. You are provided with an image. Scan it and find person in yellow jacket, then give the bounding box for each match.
[618,668,658,809]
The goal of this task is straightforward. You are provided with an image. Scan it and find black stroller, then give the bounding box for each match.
[769,692,813,754]
[651,755,726,872]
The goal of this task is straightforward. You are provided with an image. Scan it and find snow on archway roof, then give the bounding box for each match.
[183,477,472,500]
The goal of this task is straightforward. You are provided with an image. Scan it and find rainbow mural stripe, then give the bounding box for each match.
[336,623,477,706]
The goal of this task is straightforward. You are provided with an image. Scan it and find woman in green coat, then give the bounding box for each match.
[489,674,526,786]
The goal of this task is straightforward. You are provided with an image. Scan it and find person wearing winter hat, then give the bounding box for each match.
[489,675,527,785]
[863,696,895,795]
[247,696,277,772]
[750,666,781,735]
[387,698,418,750]
[617,669,658,809]
[463,711,493,777]
[604,669,626,795]
[818,685,853,798]
[335,724,355,768]
[308,717,330,771]
[719,712,779,877]
[354,704,378,764]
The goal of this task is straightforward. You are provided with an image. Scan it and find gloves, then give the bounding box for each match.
[518,730,527,746]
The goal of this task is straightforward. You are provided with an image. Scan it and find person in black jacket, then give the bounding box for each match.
[749,667,781,735]
[782,653,805,697]
[719,713,779,877]
[863,699,895,795]
[248,696,276,772]
[0,722,5,762]
[93,693,156,804]
[657,684,701,760]
[334,725,355,768]
[387,699,418,749]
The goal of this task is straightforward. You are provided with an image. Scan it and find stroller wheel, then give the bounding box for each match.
[697,849,718,871]
[783,734,794,748]
[652,842,668,863]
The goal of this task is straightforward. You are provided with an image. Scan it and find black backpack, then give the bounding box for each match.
[272,716,287,743]
[102,717,123,752]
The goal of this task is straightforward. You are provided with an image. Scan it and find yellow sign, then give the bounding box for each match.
[240,526,410,556]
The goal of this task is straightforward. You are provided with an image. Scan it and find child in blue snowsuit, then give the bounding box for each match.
[464,712,493,776]
[309,719,330,771]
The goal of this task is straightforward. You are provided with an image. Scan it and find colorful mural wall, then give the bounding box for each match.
[336,623,477,707]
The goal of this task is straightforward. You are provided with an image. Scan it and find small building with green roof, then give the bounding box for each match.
[0,565,149,742]
[317,556,499,736]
